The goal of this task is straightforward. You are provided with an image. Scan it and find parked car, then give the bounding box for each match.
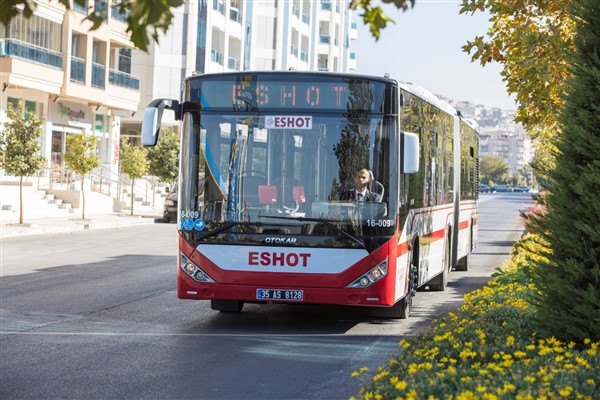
[163,184,178,223]
[513,186,530,193]
[479,184,492,193]
[495,184,513,192]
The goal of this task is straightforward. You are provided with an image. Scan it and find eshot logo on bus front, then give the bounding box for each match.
[265,115,312,130]
[248,251,312,268]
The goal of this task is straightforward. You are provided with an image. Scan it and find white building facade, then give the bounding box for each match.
[123,0,358,141]
[0,0,140,176]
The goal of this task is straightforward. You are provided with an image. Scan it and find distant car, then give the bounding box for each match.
[479,184,492,193]
[495,184,513,192]
[514,186,530,193]
[163,184,178,223]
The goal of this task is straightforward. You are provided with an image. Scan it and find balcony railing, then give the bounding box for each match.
[290,46,298,57]
[111,6,129,22]
[109,69,139,90]
[70,56,85,83]
[211,49,224,65]
[73,0,88,13]
[0,39,62,69]
[319,35,330,44]
[321,2,331,11]
[213,0,224,14]
[300,51,307,62]
[230,7,240,22]
[302,14,309,24]
[92,62,105,88]
[227,57,238,70]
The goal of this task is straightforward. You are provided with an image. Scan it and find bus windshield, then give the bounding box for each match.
[178,75,398,246]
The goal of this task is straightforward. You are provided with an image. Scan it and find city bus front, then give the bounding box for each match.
[143,72,417,314]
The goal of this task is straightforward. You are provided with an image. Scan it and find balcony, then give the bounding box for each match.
[211,49,224,65]
[0,39,62,69]
[70,56,85,83]
[109,69,139,90]
[111,6,129,23]
[213,0,224,14]
[230,7,240,22]
[92,62,105,88]
[227,57,238,70]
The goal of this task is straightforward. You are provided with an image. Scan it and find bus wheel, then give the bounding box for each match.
[211,300,244,313]
[378,260,417,319]
[455,227,472,271]
[429,238,450,291]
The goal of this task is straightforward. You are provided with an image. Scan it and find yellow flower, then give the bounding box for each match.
[558,386,573,397]
[476,385,487,393]
[395,380,408,391]
[506,336,515,346]
[399,340,411,349]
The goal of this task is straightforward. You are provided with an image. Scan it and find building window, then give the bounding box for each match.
[118,48,131,74]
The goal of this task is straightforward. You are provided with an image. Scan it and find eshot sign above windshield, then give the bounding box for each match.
[265,116,312,129]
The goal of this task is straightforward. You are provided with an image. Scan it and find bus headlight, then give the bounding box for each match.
[180,253,215,283]
[346,259,388,288]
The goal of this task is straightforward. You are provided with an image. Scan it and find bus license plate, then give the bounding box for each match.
[256,289,304,301]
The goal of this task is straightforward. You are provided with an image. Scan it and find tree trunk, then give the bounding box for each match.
[19,176,24,224]
[130,179,135,216]
[81,175,86,219]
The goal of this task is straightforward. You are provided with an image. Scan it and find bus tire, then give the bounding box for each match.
[211,300,244,313]
[378,254,418,319]
[429,237,450,291]
[455,224,473,271]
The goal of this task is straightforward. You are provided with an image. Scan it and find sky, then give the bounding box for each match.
[352,0,517,110]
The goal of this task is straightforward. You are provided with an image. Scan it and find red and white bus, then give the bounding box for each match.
[142,71,479,318]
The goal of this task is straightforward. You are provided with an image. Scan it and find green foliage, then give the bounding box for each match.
[119,137,148,180]
[0,101,46,224]
[64,134,100,176]
[146,127,179,185]
[119,138,148,216]
[460,0,575,177]
[0,102,46,177]
[349,0,414,40]
[480,155,509,185]
[526,0,600,344]
[1,0,184,52]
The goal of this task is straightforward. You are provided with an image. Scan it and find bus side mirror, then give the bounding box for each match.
[402,132,419,173]
[141,99,180,146]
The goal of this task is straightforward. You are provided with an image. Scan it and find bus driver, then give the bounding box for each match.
[341,168,383,202]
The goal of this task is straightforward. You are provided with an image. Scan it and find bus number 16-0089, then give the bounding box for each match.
[366,219,394,228]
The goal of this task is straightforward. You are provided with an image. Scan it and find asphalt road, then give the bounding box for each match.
[0,193,532,400]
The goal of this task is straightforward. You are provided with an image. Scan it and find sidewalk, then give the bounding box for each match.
[0,211,165,239]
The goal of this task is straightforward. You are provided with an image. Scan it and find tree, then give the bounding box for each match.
[63,134,100,220]
[0,102,46,224]
[146,127,179,187]
[119,138,149,216]
[1,0,184,52]
[460,0,576,176]
[349,0,415,39]
[479,155,509,185]
[527,0,600,344]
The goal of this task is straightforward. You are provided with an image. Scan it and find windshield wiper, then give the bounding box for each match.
[195,222,263,240]
[259,215,365,248]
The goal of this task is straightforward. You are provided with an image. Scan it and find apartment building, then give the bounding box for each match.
[122,0,358,142]
[479,126,532,174]
[0,0,140,175]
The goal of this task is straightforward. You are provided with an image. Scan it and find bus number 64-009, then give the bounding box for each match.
[367,219,394,228]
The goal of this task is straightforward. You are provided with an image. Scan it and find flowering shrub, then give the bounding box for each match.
[352,235,599,400]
